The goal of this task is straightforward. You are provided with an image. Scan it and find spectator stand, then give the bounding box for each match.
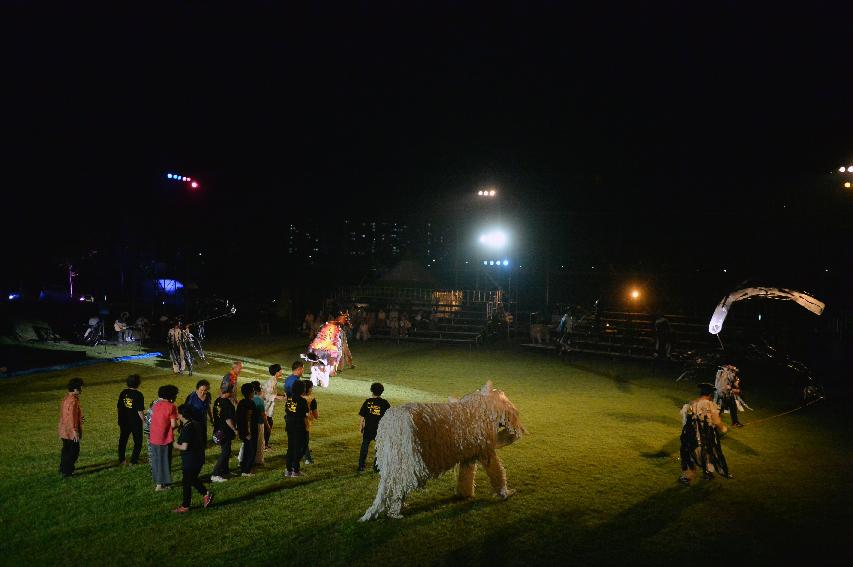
[331,287,517,347]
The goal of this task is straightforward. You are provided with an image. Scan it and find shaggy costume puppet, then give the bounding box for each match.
[360,381,525,521]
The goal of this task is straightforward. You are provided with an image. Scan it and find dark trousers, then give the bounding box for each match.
[264,417,273,447]
[303,430,312,462]
[358,434,377,470]
[118,421,143,464]
[722,396,740,424]
[286,429,306,472]
[181,462,207,507]
[240,436,257,473]
[60,438,80,476]
[213,438,232,477]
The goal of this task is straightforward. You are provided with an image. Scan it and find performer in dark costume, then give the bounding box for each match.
[679,382,730,484]
[167,321,186,374]
[338,311,354,372]
[714,364,745,427]
[180,322,194,376]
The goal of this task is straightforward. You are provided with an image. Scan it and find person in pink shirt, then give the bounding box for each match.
[148,384,179,491]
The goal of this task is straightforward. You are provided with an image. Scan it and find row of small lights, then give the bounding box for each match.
[483,260,510,266]
[477,189,496,196]
[166,172,200,188]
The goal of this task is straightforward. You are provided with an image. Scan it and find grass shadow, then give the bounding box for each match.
[608,412,680,427]
[445,484,716,565]
[662,394,689,408]
[634,436,681,461]
[72,461,123,476]
[216,477,324,506]
[721,435,759,456]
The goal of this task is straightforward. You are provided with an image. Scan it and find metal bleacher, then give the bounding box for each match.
[522,312,721,360]
[332,287,499,346]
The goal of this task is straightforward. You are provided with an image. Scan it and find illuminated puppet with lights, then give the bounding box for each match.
[305,312,353,377]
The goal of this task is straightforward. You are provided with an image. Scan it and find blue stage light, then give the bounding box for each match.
[167,173,173,179]
[503,260,509,266]
[483,261,487,265]
[489,261,494,265]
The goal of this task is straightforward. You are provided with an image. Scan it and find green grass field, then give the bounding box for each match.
[1,336,851,566]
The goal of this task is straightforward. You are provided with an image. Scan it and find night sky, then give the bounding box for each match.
[3,2,852,293]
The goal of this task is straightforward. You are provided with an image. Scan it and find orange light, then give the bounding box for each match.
[845,182,851,189]
[630,289,640,299]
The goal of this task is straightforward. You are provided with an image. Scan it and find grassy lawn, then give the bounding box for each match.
[0,336,850,566]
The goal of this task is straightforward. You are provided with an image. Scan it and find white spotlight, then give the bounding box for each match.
[479,230,508,248]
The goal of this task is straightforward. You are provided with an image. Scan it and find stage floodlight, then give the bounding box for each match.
[840,167,846,173]
[503,260,509,266]
[479,229,508,249]
[630,289,640,300]
[845,181,852,188]
[483,260,487,265]
[191,181,199,188]
[489,260,494,265]
[489,190,496,196]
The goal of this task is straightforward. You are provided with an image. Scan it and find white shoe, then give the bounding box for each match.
[210,475,227,483]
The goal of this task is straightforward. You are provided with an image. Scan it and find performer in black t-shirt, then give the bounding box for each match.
[235,383,257,476]
[284,380,310,477]
[211,391,238,482]
[358,382,391,472]
[117,374,145,465]
[172,404,212,512]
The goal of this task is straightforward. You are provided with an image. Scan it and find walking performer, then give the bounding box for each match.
[306,312,351,378]
[179,323,194,376]
[679,382,731,484]
[714,364,748,427]
[167,320,187,375]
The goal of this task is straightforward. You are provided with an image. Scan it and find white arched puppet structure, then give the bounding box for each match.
[708,287,825,335]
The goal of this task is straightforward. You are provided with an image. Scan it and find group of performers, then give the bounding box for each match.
[167,320,205,376]
[678,364,749,484]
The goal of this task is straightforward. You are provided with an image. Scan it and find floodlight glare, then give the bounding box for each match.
[489,190,496,196]
[478,190,483,195]
[191,181,199,188]
[503,260,509,266]
[479,229,508,248]
[167,173,173,178]
[840,167,846,173]
[630,289,640,299]
[846,182,852,188]
[489,261,494,265]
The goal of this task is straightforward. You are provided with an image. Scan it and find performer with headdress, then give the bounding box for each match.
[337,310,355,372]
[679,382,730,484]
[167,320,187,375]
[179,322,195,376]
[714,364,747,427]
